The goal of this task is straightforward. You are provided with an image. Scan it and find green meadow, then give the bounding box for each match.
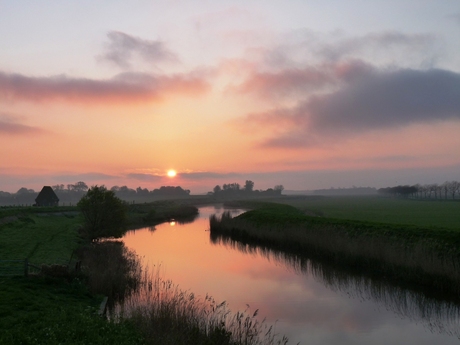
[0,207,142,344]
[0,209,81,265]
[257,195,460,230]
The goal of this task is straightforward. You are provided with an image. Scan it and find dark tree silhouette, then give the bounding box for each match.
[244,180,254,192]
[77,185,127,242]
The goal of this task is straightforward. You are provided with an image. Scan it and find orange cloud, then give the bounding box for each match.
[0,113,45,135]
[0,70,210,104]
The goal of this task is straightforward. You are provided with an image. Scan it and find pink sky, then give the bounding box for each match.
[1,1,460,193]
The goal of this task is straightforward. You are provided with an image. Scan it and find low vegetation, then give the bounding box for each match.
[210,200,460,298]
[113,267,289,345]
[1,200,289,344]
[0,276,142,345]
[126,200,199,229]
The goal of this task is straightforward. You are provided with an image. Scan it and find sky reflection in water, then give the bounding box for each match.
[121,206,460,345]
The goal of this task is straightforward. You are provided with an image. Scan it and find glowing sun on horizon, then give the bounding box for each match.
[167,169,177,178]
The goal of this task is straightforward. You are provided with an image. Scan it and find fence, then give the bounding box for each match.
[0,258,69,277]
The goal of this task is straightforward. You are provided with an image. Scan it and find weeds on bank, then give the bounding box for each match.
[210,205,460,297]
[113,267,290,345]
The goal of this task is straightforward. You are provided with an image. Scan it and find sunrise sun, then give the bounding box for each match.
[167,169,177,178]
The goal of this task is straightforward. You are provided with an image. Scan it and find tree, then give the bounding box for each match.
[244,180,254,192]
[274,185,284,195]
[77,185,127,241]
[213,185,222,194]
[74,181,89,192]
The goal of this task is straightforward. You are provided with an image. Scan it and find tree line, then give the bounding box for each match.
[378,181,460,199]
[0,181,191,206]
[210,180,284,198]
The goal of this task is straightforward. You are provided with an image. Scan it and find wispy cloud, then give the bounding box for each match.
[51,172,119,183]
[179,171,242,180]
[316,31,436,61]
[0,113,44,135]
[100,31,179,69]
[0,70,210,104]
[230,66,335,99]
[126,173,164,182]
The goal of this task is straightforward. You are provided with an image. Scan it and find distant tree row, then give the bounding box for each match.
[0,181,191,206]
[110,185,190,199]
[210,180,284,198]
[378,181,460,199]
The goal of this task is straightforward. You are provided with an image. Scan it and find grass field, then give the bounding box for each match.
[0,211,82,265]
[0,207,143,344]
[257,195,460,230]
[0,277,142,345]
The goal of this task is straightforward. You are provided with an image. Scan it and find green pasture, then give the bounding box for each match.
[266,196,460,230]
[0,211,81,265]
[0,277,142,345]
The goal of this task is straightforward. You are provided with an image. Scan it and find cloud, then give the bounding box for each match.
[238,67,460,148]
[179,171,242,180]
[307,67,460,132]
[448,13,460,25]
[0,70,210,104]
[100,31,179,69]
[230,66,336,99]
[0,113,44,135]
[229,59,375,101]
[126,173,163,182]
[51,172,119,182]
[317,31,435,61]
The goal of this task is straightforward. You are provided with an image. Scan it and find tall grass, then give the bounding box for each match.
[112,267,290,345]
[212,235,460,337]
[210,208,460,297]
[76,241,142,305]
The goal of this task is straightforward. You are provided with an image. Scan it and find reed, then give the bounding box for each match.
[112,267,290,345]
[210,205,460,297]
[76,241,142,304]
[212,237,460,337]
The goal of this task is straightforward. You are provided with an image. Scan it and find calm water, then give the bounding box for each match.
[121,206,460,345]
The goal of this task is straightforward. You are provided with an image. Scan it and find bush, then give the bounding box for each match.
[77,185,127,241]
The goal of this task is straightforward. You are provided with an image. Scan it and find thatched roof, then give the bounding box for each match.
[35,186,59,206]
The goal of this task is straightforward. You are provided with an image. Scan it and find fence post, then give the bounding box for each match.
[24,258,28,277]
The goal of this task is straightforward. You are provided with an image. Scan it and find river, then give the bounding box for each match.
[120,205,460,345]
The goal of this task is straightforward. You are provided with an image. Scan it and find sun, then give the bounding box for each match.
[167,169,177,178]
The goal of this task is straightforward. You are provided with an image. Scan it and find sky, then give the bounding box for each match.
[1,0,460,194]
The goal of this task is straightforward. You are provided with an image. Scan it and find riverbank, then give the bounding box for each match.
[0,207,143,344]
[0,202,290,345]
[210,202,460,299]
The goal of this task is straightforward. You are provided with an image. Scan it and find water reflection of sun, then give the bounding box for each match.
[167,169,177,177]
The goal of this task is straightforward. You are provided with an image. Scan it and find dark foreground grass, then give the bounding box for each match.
[0,276,143,345]
[211,202,460,298]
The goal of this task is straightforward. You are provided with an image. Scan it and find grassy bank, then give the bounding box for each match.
[0,208,143,344]
[0,276,142,345]
[1,203,290,344]
[256,195,460,230]
[210,202,460,298]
